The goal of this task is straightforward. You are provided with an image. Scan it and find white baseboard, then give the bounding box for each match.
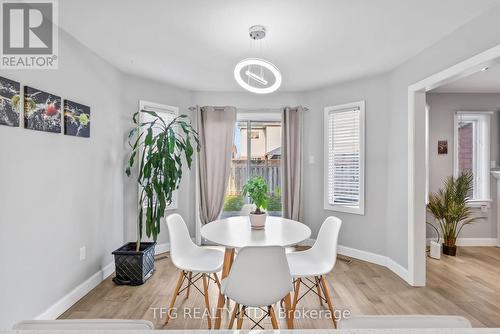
[155,242,170,254]
[456,238,498,246]
[102,262,115,279]
[426,237,498,246]
[35,241,173,321]
[35,261,114,320]
[337,245,386,267]
[337,245,409,283]
[385,257,410,282]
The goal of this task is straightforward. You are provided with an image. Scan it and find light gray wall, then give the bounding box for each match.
[0,31,196,329]
[427,93,499,239]
[2,5,500,328]
[193,84,391,258]
[0,31,124,328]
[385,5,500,267]
[302,74,390,255]
[295,5,500,269]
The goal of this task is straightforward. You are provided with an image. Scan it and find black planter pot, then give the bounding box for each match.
[112,242,156,285]
[442,243,457,256]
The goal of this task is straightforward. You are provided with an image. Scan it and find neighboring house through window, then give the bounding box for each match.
[222,112,283,218]
[454,111,492,202]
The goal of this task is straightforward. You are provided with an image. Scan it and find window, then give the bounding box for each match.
[138,100,178,210]
[453,112,491,202]
[324,101,365,215]
[222,113,282,218]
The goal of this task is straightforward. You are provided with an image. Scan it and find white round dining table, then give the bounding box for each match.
[201,215,311,248]
[201,215,310,329]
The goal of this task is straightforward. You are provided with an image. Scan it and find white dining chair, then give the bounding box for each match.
[165,213,224,329]
[222,246,293,330]
[338,315,472,329]
[286,216,342,328]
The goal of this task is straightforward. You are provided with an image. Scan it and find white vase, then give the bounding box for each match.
[249,212,267,229]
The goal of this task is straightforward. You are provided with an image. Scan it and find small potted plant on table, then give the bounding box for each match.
[427,171,481,256]
[242,176,268,229]
[113,111,198,285]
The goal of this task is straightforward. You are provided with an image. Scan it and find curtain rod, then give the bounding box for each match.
[188,106,309,112]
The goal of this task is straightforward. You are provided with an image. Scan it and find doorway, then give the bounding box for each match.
[408,44,500,286]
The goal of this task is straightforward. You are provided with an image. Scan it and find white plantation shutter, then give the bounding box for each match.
[141,106,176,131]
[324,101,365,215]
[327,108,360,204]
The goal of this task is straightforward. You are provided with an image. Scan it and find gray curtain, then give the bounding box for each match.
[282,106,304,221]
[197,106,237,224]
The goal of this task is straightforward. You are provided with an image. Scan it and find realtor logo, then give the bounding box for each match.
[1,0,58,69]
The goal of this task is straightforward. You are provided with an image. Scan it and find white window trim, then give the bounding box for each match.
[237,111,281,122]
[323,100,365,215]
[138,100,179,210]
[453,111,492,203]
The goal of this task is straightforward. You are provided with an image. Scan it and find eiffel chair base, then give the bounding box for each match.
[228,304,280,330]
[165,270,220,329]
[292,275,338,328]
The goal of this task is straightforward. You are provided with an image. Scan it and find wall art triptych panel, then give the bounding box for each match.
[2,76,92,138]
[0,76,21,127]
[64,100,90,138]
[24,86,62,133]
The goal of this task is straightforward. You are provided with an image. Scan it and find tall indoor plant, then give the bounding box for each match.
[242,176,268,229]
[427,171,481,256]
[112,111,198,285]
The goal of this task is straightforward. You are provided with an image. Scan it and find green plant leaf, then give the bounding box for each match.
[427,171,480,244]
[145,127,153,145]
[242,176,268,212]
[126,112,198,243]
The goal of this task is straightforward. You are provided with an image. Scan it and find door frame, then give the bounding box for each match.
[407,44,500,286]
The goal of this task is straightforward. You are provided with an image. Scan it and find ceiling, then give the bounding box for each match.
[432,62,500,93]
[59,0,500,92]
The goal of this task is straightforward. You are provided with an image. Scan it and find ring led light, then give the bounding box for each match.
[234,58,282,94]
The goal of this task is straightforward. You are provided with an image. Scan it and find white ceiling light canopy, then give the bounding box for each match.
[234,25,282,94]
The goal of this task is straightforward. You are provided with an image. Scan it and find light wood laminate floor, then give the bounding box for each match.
[60,246,500,329]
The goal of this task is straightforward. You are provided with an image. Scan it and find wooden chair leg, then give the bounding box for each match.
[213,272,221,290]
[202,274,212,329]
[292,278,301,312]
[165,270,185,325]
[228,303,239,329]
[315,276,323,306]
[237,305,246,329]
[269,305,279,329]
[215,248,234,329]
[320,275,337,328]
[283,293,294,329]
[185,272,192,299]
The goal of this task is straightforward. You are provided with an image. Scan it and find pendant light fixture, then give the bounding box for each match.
[234,25,282,94]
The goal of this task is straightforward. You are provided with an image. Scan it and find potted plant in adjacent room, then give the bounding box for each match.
[427,171,481,256]
[242,176,268,229]
[113,111,198,285]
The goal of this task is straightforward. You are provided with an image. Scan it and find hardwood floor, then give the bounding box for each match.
[59,246,500,329]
